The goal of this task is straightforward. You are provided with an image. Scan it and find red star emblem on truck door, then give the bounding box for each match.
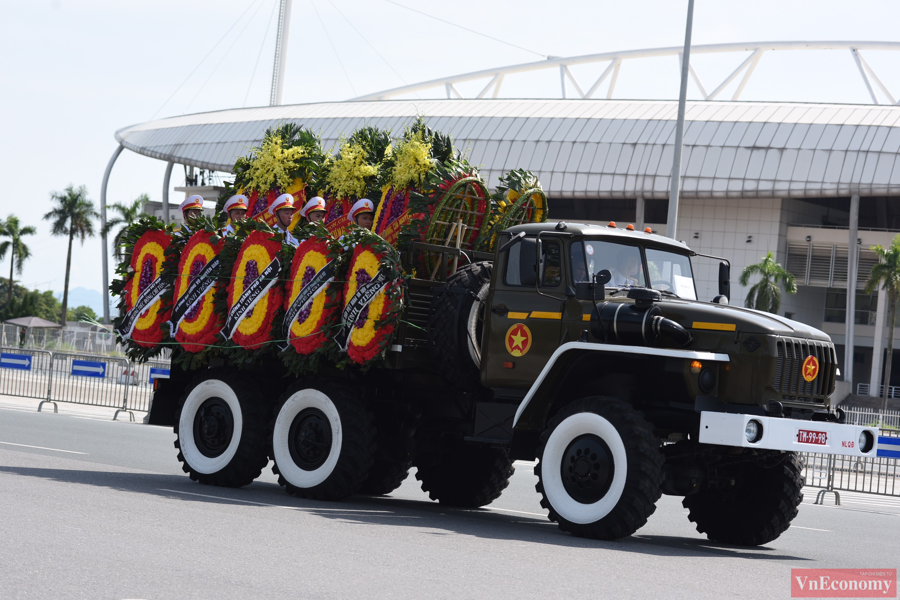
[505,323,532,357]
[802,355,819,382]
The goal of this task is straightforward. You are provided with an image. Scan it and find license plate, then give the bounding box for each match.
[798,429,828,445]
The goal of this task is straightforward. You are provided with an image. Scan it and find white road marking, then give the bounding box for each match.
[484,506,547,518]
[791,526,830,532]
[0,441,87,454]
[158,489,392,513]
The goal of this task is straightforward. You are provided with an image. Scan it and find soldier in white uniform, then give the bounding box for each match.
[178,195,204,234]
[299,196,327,224]
[270,193,299,247]
[349,198,375,231]
[220,194,249,235]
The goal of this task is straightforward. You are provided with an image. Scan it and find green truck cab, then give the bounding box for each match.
[150,220,878,546]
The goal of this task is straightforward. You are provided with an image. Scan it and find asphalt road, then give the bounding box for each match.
[1,402,898,600]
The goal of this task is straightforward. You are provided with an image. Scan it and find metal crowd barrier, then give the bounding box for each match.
[0,346,169,421]
[0,349,53,402]
[802,441,900,505]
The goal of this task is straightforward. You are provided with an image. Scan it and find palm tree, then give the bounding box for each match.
[739,251,798,314]
[102,193,149,261]
[43,185,98,325]
[865,234,900,414]
[0,215,37,309]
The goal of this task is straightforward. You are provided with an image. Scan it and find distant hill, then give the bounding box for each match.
[55,287,111,316]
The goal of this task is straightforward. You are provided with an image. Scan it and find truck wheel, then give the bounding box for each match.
[415,443,515,507]
[536,396,663,540]
[174,369,269,487]
[429,261,492,392]
[358,403,415,496]
[683,452,804,546]
[270,379,375,501]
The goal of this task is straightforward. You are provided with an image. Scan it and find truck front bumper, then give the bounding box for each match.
[698,411,878,457]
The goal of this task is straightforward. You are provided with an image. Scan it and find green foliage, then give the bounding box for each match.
[66,305,98,323]
[0,278,61,323]
[0,214,38,307]
[865,234,900,410]
[738,251,797,314]
[101,193,149,261]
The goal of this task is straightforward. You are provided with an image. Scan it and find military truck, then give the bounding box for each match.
[148,221,879,545]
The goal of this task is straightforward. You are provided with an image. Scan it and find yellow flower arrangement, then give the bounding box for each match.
[326,142,379,199]
[244,135,308,193]
[390,131,433,190]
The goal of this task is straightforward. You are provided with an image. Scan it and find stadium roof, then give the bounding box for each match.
[116,98,900,199]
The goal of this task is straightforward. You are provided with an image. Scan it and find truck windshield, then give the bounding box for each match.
[645,248,697,300]
[571,240,645,287]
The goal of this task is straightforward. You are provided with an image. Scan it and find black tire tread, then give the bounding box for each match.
[535,396,663,540]
[428,261,492,393]
[415,444,515,508]
[269,378,376,501]
[682,451,804,546]
[174,368,269,488]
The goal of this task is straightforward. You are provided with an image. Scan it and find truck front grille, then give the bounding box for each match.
[773,338,836,402]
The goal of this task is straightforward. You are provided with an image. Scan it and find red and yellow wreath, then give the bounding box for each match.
[323,195,353,238]
[283,235,342,355]
[340,234,403,365]
[171,231,224,352]
[124,229,172,348]
[373,185,419,247]
[225,230,284,350]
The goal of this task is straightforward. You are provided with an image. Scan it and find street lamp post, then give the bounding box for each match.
[666,0,695,241]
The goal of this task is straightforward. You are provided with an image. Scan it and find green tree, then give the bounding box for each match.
[0,278,61,323]
[43,185,98,326]
[102,193,148,261]
[66,305,98,323]
[739,251,798,314]
[0,215,37,308]
[865,234,900,414]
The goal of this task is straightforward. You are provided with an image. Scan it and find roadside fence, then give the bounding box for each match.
[842,406,900,430]
[856,383,900,399]
[0,345,169,421]
[0,323,171,361]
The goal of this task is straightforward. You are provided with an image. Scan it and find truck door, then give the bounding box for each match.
[482,235,566,389]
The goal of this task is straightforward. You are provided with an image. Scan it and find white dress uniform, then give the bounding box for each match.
[270,193,299,247]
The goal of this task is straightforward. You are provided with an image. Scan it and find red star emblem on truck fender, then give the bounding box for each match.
[505,323,532,357]
[802,355,819,382]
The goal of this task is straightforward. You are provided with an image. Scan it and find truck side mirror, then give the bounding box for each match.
[593,269,611,302]
[718,261,730,299]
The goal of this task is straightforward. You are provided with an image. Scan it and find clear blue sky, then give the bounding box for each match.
[2,0,900,301]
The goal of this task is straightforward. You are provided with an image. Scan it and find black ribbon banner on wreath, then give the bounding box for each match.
[335,267,389,351]
[117,276,168,340]
[167,256,220,336]
[219,258,281,341]
[280,258,337,350]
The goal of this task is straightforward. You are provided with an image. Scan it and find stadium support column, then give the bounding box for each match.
[870,287,888,397]
[666,0,694,241]
[100,144,125,325]
[162,161,174,225]
[635,196,645,230]
[270,0,293,106]
[844,193,860,387]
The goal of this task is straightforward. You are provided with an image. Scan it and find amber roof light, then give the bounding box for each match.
[608,221,616,228]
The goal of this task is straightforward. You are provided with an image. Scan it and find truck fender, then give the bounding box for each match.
[512,342,730,431]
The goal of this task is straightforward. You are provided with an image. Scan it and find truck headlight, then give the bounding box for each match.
[859,430,875,453]
[745,419,763,443]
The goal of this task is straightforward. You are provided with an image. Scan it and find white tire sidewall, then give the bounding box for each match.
[466,282,490,367]
[179,379,244,475]
[541,412,628,525]
[272,388,343,489]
